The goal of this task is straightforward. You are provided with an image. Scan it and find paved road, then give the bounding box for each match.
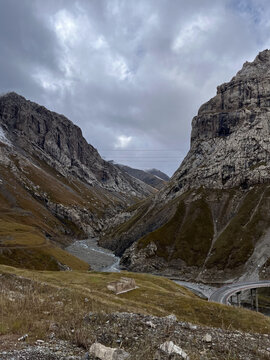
[209,280,270,304]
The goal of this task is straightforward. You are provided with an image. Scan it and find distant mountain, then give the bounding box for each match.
[0,92,153,270]
[146,168,170,182]
[115,164,169,190]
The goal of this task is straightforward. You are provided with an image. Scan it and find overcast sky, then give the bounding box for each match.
[0,0,270,176]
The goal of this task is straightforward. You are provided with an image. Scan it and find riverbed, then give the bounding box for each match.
[66,238,120,272]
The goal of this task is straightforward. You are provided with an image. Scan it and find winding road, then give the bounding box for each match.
[209,280,270,304]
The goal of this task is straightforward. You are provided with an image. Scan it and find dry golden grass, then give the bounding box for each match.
[0,156,133,271]
[0,219,89,271]
[0,220,46,247]
[0,162,105,270]
[1,264,270,344]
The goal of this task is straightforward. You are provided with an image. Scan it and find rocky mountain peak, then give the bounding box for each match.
[165,50,270,196]
[0,92,152,197]
[233,49,270,80]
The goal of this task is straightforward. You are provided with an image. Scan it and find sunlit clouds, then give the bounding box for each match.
[114,135,133,149]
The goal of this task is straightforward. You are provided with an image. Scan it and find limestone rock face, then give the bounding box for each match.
[103,50,270,281]
[167,49,270,197]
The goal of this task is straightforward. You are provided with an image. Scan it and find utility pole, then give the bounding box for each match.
[236,291,241,307]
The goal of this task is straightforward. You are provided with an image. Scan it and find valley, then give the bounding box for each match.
[2,51,270,359]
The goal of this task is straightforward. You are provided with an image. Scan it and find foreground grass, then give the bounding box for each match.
[1,265,270,347]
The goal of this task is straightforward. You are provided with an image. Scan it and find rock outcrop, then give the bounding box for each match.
[102,50,270,282]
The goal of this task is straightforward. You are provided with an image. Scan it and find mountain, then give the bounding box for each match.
[101,50,270,282]
[115,164,169,190]
[146,168,170,181]
[0,92,152,270]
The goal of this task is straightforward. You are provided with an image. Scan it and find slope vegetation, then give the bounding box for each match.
[1,264,270,338]
[0,93,153,270]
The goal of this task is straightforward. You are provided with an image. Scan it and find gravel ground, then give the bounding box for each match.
[1,312,270,359]
[0,339,85,360]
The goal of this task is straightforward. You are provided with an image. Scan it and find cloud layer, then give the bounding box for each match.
[1,0,270,175]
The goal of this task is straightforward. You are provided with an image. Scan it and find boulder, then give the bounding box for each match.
[203,333,212,343]
[89,343,130,360]
[156,341,189,359]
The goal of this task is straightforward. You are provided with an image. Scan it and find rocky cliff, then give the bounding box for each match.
[0,92,152,270]
[101,50,270,282]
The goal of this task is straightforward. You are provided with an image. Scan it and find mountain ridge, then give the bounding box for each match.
[115,163,168,190]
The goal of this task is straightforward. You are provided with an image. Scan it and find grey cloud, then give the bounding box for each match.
[0,0,269,175]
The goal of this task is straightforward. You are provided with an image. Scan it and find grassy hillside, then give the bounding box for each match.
[1,264,270,344]
[0,219,89,271]
[0,149,125,270]
[138,196,214,266]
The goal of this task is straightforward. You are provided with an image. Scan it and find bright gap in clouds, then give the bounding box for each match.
[114,135,133,148]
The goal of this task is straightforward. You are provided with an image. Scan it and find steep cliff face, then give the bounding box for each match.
[0,92,152,270]
[167,49,270,196]
[102,50,270,282]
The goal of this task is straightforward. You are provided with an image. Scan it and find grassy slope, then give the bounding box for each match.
[206,185,270,269]
[138,194,214,266]
[107,185,270,273]
[0,219,89,270]
[0,152,118,270]
[1,265,270,338]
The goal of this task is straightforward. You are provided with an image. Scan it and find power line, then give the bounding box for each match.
[104,157,181,159]
[100,149,183,151]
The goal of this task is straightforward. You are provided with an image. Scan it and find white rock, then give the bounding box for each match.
[146,320,156,328]
[36,339,44,344]
[0,125,12,146]
[18,334,28,341]
[203,333,212,343]
[166,314,177,321]
[89,342,130,360]
[160,341,189,359]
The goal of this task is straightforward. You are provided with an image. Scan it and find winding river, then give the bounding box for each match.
[66,238,216,298]
[66,238,120,272]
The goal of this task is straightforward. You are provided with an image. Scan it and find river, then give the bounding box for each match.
[66,238,216,298]
[66,239,270,316]
[66,238,120,272]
